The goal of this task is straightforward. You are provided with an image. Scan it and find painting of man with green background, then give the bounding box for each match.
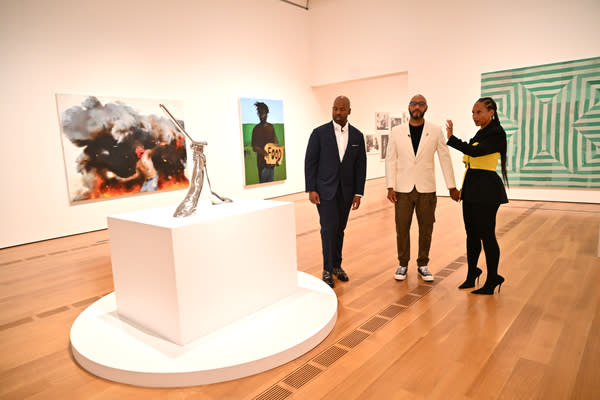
[239,97,286,186]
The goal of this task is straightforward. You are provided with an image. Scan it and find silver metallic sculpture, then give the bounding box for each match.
[160,104,232,218]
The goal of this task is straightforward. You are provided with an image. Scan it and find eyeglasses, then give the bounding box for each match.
[409,101,427,107]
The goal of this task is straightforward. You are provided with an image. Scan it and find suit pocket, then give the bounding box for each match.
[347,144,359,154]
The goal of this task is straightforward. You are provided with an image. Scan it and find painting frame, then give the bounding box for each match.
[365,133,380,155]
[239,97,287,187]
[56,93,189,203]
[481,56,600,189]
[375,111,390,131]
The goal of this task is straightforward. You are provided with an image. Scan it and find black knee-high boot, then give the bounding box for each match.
[460,202,482,289]
[459,235,482,289]
[472,203,504,295]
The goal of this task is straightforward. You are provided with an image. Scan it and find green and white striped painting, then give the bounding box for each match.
[481,57,600,188]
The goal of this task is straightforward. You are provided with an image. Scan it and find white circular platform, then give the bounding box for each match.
[70,271,337,387]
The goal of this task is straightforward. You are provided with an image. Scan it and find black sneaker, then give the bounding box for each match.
[394,266,408,281]
[332,267,349,281]
[417,266,434,282]
[322,271,334,288]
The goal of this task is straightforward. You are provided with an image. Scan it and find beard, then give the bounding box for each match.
[410,109,426,119]
[333,115,347,125]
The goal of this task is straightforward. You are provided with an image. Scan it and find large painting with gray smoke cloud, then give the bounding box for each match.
[56,94,189,202]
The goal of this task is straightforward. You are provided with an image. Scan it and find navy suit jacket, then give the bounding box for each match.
[305,121,367,202]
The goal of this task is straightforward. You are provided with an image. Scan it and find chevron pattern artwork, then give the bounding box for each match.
[481,57,600,188]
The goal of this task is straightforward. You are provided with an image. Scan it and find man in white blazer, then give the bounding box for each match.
[385,94,459,282]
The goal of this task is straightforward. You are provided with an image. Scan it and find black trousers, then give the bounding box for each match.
[462,201,501,280]
[317,185,353,273]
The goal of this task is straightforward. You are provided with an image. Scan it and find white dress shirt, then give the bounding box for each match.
[333,121,348,162]
[333,120,362,198]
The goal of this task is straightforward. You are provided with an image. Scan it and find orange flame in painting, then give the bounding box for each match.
[86,171,189,200]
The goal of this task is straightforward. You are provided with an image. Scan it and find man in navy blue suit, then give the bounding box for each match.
[304,96,367,288]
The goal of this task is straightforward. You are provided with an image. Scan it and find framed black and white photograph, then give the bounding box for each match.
[390,112,408,129]
[365,133,380,155]
[380,133,389,160]
[375,112,390,131]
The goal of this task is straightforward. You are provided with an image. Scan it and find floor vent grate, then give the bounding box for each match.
[359,316,388,333]
[435,268,454,278]
[338,330,370,348]
[396,293,421,307]
[282,364,323,388]
[446,262,463,270]
[411,285,433,296]
[312,346,348,367]
[255,384,292,400]
[379,304,406,319]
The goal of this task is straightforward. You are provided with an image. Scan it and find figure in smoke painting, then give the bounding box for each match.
[56,94,189,202]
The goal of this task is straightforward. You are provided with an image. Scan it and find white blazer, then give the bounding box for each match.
[385,121,456,193]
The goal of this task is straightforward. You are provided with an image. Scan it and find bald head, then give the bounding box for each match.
[332,95,351,126]
[408,94,428,124]
[334,95,351,109]
[410,94,426,104]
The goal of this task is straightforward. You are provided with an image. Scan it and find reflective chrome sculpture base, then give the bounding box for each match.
[159,103,232,218]
[173,141,232,218]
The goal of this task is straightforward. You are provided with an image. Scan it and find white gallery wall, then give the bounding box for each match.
[309,0,600,203]
[1,0,599,248]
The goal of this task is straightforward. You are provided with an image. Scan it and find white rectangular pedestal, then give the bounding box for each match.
[108,199,298,345]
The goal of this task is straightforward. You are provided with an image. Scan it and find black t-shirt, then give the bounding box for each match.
[409,124,424,155]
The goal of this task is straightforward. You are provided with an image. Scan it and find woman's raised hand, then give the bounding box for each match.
[445,120,453,139]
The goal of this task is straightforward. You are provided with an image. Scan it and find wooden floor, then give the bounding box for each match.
[1,177,599,399]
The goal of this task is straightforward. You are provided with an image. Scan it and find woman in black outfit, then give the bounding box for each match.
[446,97,508,295]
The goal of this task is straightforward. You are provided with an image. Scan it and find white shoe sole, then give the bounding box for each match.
[418,274,434,282]
[394,274,407,281]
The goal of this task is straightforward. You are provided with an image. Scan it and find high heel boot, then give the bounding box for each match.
[458,267,482,289]
[471,275,504,295]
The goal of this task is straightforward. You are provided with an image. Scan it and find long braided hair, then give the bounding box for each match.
[477,97,509,187]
